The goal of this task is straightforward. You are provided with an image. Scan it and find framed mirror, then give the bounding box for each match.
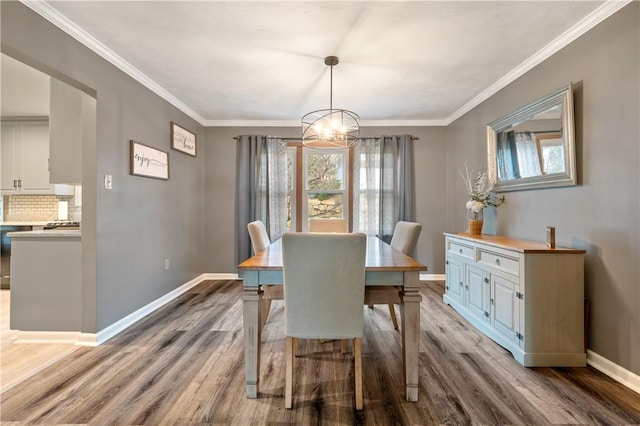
[487,83,576,192]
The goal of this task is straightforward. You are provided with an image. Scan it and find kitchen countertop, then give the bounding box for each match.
[7,229,81,238]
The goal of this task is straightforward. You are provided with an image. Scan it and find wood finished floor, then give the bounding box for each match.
[1,280,639,425]
[1,289,80,391]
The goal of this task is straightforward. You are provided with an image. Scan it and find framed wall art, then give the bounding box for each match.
[130,140,169,180]
[171,121,197,157]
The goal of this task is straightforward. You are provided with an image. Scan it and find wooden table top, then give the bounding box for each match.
[238,236,427,272]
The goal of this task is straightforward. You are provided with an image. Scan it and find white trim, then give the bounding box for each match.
[8,273,233,346]
[587,350,640,395]
[421,273,445,281]
[20,0,630,128]
[200,272,240,280]
[20,0,207,126]
[445,0,632,124]
[202,119,449,127]
[94,273,209,344]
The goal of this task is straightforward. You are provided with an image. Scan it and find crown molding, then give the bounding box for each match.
[203,118,448,127]
[22,0,630,128]
[444,0,632,125]
[20,0,207,126]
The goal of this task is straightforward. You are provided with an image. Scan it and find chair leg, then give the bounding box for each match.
[285,336,294,409]
[388,304,399,330]
[260,298,272,326]
[293,337,300,357]
[354,338,363,410]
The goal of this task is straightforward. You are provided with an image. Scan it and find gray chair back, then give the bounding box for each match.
[247,220,270,254]
[282,233,366,339]
[390,221,422,256]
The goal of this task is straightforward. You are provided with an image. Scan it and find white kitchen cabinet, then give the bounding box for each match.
[1,120,74,195]
[1,120,50,193]
[443,233,586,367]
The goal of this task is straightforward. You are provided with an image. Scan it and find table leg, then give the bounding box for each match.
[400,271,421,402]
[242,283,262,398]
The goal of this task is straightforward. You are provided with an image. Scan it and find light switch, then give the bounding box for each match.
[104,174,113,190]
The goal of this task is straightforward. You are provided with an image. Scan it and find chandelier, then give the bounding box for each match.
[302,56,360,149]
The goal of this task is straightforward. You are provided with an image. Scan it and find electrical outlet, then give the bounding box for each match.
[164,259,170,270]
[104,174,113,190]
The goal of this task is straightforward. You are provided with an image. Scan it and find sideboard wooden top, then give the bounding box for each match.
[444,232,587,254]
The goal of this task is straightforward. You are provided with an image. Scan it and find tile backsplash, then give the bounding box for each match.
[3,192,82,222]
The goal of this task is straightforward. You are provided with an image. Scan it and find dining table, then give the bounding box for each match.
[237,235,428,402]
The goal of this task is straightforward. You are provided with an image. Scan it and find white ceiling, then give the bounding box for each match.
[18,1,628,126]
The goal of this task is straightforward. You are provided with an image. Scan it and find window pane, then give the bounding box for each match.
[306,153,344,190]
[308,193,343,219]
[542,144,565,174]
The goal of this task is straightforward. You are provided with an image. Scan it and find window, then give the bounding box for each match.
[285,144,350,232]
[303,149,348,232]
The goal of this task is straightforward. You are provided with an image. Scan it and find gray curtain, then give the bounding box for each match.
[353,135,415,243]
[379,135,416,243]
[235,135,287,266]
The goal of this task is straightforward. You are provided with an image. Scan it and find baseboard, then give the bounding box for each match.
[8,273,222,347]
[94,273,213,344]
[587,350,640,395]
[421,273,445,281]
[200,273,241,280]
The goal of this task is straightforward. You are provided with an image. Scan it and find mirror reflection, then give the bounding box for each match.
[487,83,576,192]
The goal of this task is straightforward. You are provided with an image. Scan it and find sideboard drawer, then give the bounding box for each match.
[448,240,475,260]
[479,250,519,275]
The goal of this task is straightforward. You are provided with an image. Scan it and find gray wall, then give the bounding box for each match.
[203,126,447,274]
[1,2,207,332]
[445,3,639,375]
[3,0,637,377]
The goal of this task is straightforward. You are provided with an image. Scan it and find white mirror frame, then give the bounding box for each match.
[487,83,576,192]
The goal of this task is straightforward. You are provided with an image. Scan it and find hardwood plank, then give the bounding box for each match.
[1,280,639,425]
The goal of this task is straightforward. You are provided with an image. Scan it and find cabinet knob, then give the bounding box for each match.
[495,258,500,265]
[490,298,494,305]
[459,249,463,254]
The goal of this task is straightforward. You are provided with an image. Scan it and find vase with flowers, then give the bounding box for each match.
[460,161,505,234]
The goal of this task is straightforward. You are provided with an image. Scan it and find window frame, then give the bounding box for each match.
[285,142,353,232]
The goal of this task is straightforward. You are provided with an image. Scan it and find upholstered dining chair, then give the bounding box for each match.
[282,232,367,410]
[247,220,281,325]
[247,220,270,254]
[366,221,422,330]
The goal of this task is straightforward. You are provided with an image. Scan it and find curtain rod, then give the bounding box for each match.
[234,136,420,141]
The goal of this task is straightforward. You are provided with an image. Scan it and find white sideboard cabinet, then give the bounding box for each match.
[443,233,586,367]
